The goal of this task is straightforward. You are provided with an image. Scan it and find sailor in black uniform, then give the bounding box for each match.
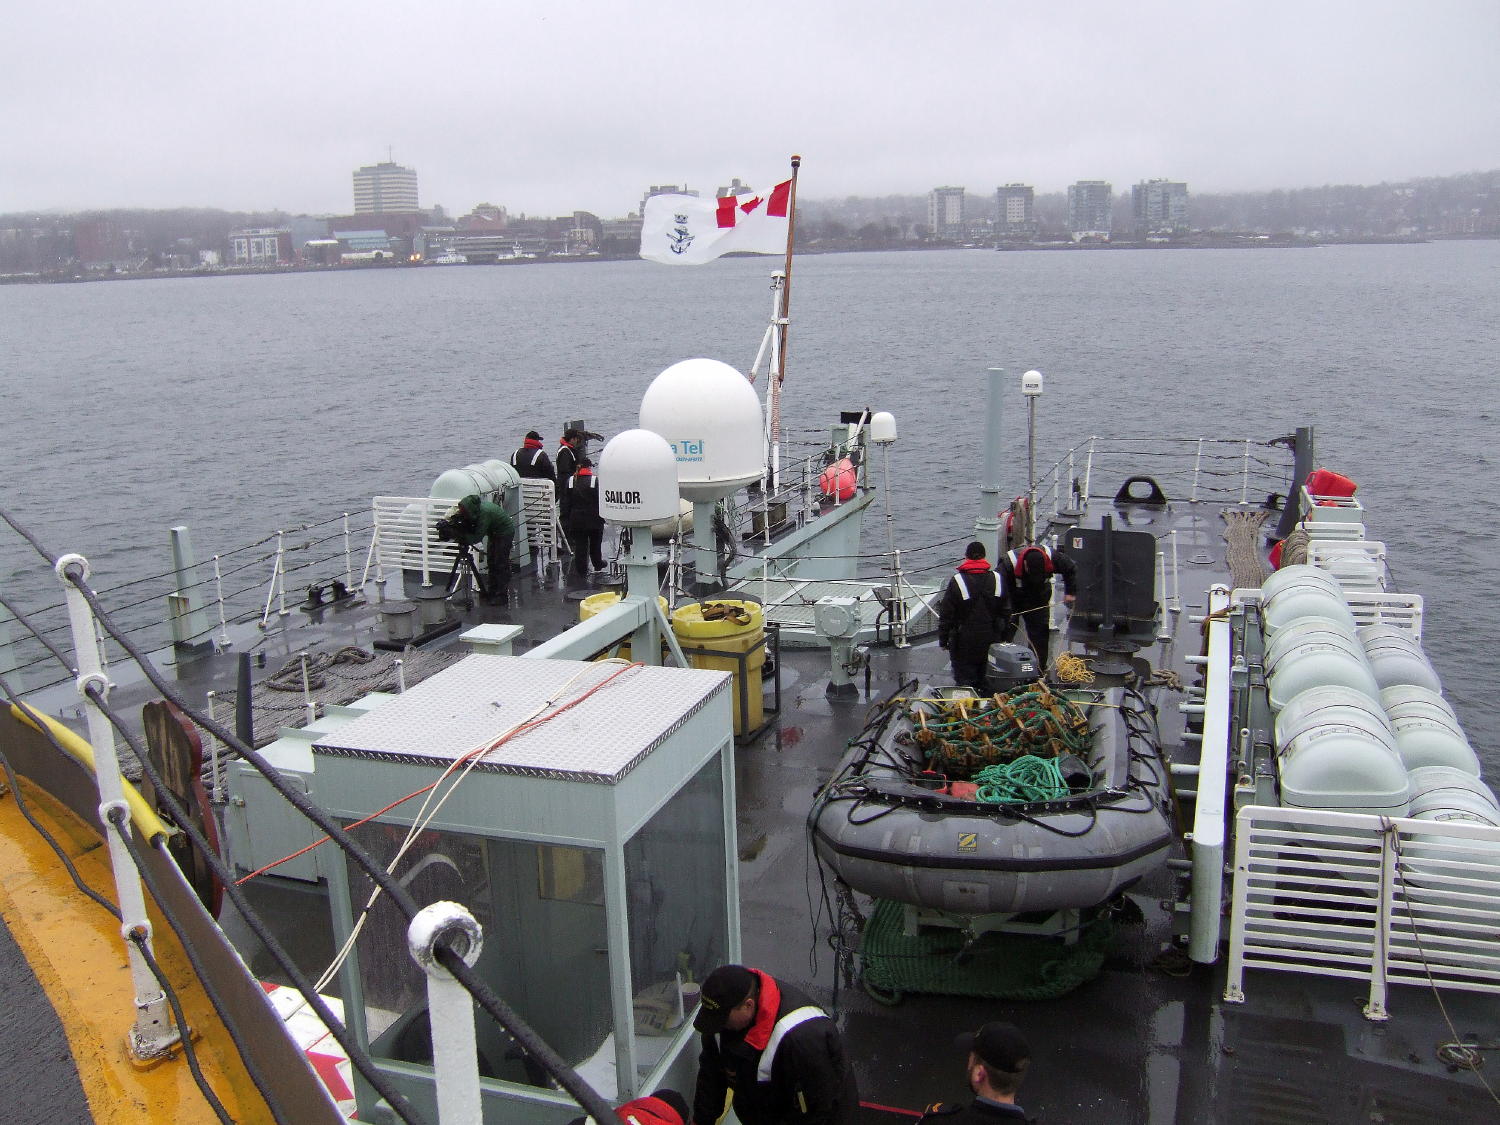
[937,541,1010,694]
[511,429,555,577]
[564,455,606,578]
[918,1022,1034,1123]
[691,964,859,1125]
[510,429,555,483]
[1000,543,1076,673]
[555,428,582,530]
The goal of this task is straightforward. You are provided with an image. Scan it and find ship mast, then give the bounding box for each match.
[755,154,800,493]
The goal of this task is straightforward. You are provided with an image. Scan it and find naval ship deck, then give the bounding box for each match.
[5,471,1497,1124]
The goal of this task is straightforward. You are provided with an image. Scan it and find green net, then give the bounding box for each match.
[860,899,1114,1003]
[902,684,1092,780]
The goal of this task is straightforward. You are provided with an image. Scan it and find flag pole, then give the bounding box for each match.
[770,154,801,494]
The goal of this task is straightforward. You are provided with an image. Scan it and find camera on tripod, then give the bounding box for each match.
[435,507,478,545]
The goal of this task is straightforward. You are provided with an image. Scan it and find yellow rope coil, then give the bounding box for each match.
[1054,653,1095,684]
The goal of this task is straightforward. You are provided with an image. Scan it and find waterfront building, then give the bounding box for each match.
[330,229,394,262]
[640,185,697,216]
[228,228,292,266]
[996,184,1037,240]
[927,187,966,241]
[353,160,419,214]
[1133,180,1190,236]
[1068,180,1113,241]
[459,203,509,230]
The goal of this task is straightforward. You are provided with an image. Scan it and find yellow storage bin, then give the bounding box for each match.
[580,593,669,661]
[671,600,766,735]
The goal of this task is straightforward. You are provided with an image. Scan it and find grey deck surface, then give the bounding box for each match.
[0,913,91,1123]
[11,501,1498,1124]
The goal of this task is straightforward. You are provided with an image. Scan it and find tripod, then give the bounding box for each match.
[444,544,488,603]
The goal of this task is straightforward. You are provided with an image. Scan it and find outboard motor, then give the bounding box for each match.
[985,642,1038,694]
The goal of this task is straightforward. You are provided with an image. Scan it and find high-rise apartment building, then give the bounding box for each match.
[1132,180,1190,235]
[996,184,1037,239]
[640,185,697,216]
[353,161,419,214]
[928,187,966,241]
[1067,181,1113,240]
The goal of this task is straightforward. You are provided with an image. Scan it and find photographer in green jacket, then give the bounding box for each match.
[452,493,515,605]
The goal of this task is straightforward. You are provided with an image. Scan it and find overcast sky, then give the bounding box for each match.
[6,0,1498,217]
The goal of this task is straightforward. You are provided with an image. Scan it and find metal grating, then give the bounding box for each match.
[312,654,729,784]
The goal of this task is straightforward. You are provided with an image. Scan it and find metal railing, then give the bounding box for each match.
[1034,435,1296,530]
[1225,804,1500,1019]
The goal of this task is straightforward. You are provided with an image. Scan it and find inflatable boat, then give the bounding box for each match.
[809,682,1175,915]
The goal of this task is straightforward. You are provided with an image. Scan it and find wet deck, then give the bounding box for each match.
[12,493,1500,1124]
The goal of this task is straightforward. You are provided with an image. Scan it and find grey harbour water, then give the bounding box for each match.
[3,240,1498,769]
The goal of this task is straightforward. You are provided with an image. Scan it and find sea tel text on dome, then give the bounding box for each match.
[670,438,705,463]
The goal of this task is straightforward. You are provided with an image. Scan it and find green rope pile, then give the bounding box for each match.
[906,685,1091,780]
[973,755,1070,803]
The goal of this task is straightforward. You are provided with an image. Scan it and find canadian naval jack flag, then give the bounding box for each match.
[639,179,792,265]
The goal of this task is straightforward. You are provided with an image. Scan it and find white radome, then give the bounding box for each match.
[639,358,765,501]
[598,429,682,525]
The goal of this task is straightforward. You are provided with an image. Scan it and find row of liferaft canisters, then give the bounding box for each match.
[1260,564,1500,825]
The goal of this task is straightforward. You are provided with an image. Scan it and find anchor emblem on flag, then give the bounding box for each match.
[668,214,695,255]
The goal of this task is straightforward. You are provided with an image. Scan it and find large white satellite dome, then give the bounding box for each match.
[638,358,765,501]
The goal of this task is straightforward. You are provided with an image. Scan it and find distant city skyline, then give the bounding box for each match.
[5,159,1493,225]
[5,2,1497,216]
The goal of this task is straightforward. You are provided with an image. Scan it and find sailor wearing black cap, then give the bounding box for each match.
[511,429,555,483]
[918,1021,1033,1123]
[690,964,858,1125]
[937,541,1010,694]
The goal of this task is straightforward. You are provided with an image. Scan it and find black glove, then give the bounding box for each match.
[938,635,949,650]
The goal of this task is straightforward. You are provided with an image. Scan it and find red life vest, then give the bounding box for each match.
[614,1095,685,1125]
[1007,545,1053,578]
[1304,468,1357,499]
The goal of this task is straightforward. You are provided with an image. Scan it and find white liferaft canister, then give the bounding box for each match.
[1407,766,1500,826]
[1261,563,1342,603]
[1267,641,1381,712]
[1359,627,1442,693]
[1262,584,1358,640]
[1278,725,1410,814]
[1402,767,1500,906]
[1276,703,1398,755]
[1391,715,1482,775]
[1275,684,1393,741]
[1266,619,1361,668]
[1380,684,1456,718]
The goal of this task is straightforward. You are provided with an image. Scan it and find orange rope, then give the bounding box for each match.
[234,661,644,884]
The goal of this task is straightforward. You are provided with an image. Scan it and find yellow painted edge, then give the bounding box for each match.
[0,777,271,1123]
[8,702,172,842]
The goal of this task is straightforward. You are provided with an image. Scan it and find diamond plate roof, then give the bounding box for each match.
[312,655,729,783]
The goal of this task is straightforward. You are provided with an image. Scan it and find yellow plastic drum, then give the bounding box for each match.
[580,593,669,661]
[671,600,766,735]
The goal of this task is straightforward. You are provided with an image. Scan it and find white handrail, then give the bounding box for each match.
[1225,804,1500,1018]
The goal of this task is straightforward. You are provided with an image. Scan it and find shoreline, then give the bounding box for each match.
[1,233,1491,287]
